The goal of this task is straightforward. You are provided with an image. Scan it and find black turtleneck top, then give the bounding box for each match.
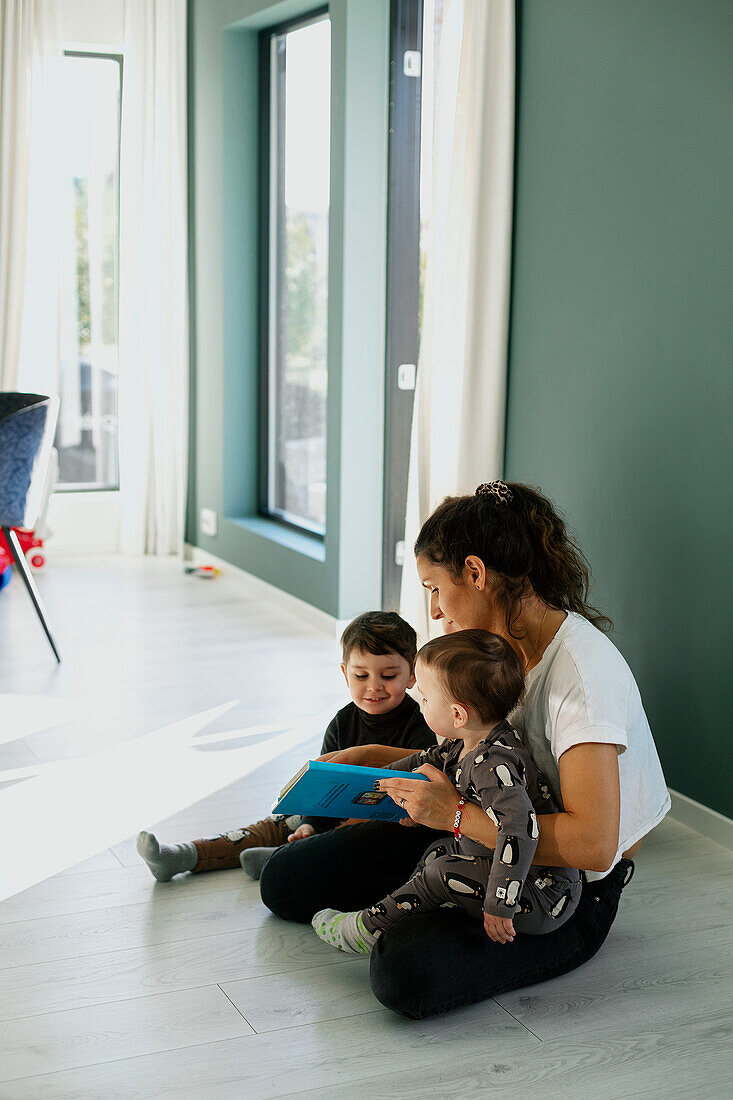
[320,694,435,755]
[302,694,435,832]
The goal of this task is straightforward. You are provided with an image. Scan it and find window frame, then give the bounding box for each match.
[382,0,424,606]
[257,6,330,540]
[55,49,124,494]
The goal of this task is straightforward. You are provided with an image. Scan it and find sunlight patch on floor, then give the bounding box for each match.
[0,694,90,746]
[0,697,332,902]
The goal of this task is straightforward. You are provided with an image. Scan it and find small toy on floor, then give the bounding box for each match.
[184,564,219,579]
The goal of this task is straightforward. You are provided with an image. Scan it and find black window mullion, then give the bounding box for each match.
[257,31,271,517]
[382,0,424,609]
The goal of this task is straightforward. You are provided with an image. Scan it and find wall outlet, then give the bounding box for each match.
[200,508,218,537]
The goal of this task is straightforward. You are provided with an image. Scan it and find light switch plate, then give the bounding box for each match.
[200,508,218,537]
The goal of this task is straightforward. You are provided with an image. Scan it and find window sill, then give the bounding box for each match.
[227,515,326,562]
[54,486,120,494]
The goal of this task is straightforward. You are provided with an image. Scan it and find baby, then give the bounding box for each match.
[312,629,582,954]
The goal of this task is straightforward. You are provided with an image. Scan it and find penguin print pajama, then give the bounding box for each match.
[361,720,582,936]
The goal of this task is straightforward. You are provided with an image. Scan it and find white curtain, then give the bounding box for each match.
[118,0,188,555]
[399,0,516,640]
[0,0,61,392]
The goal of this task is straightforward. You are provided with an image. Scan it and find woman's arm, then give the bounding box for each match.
[530,743,621,872]
[378,743,621,873]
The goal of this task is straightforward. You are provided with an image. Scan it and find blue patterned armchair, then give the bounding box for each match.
[0,392,61,661]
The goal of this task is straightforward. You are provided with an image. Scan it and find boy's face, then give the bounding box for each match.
[341,649,415,716]
[415,659,461,739]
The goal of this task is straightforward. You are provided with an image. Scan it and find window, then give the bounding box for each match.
[56,52,122,491]
[259,10,331,536]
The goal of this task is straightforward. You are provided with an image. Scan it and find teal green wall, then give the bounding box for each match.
[505,1,733,816]
[187,0,389,618]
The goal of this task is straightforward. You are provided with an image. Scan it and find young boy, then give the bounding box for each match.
[137,611,436,882]
[312,629,582,955]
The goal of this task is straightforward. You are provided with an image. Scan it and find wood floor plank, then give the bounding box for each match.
[0,984,254,1085]
[221,958,377,1033]
[618,865,733,919]
[278,1010,733,1100]
[494,934,733,1041]
[634,830,729,868]
[60,849,123,874]
[603,904,733,961]
[633,840,733,876]
[640,816,699,847]
[0,915,353,1022]
[0,880,265,969]
[0,864,246,925]
[2,997,537,1098]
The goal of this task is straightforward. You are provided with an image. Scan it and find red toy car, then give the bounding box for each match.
[0,528,46,572]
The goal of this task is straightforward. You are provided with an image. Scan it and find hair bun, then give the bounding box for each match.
[475,481,513,504]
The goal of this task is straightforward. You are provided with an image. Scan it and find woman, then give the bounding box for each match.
[260,482,670,1018]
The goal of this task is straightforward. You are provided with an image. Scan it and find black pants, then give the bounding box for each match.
[259,820,635,1020]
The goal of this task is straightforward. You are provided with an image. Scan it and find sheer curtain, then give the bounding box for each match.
[0,0,61,392]
[399,0,516,640]
[118,0,188,555]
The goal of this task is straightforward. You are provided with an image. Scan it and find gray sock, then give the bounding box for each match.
[239,846,277,880]
[137,831,197,881]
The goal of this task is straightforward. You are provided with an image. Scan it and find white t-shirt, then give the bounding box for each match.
[509,611,670,880]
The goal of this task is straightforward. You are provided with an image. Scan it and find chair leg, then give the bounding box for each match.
[2,526,61,663]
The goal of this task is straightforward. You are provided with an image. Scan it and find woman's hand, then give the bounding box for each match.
[318,745,409,767]
[287,824,316,843]
[484,913,515,944]
[377,764,461,831]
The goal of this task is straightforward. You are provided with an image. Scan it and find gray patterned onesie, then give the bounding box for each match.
[361,719,582,936]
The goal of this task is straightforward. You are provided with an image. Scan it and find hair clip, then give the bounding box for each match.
[475,481,513,504]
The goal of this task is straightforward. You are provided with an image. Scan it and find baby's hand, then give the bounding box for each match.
[483,912,516,944]
[287,824,316,843]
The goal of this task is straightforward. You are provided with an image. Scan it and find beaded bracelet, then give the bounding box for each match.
[453,796,466,839]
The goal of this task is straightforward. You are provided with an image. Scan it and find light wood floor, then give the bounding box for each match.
[1,557,732,1098]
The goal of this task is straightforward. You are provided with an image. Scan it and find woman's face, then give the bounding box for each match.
[417,555,494,632]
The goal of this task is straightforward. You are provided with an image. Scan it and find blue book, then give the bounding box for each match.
[271,760,430,822]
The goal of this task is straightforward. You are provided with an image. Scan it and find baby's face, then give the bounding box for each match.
[414,660,459,740]
[341,649,415,716]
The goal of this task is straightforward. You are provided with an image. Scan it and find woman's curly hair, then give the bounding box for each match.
[414,483,612,636]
